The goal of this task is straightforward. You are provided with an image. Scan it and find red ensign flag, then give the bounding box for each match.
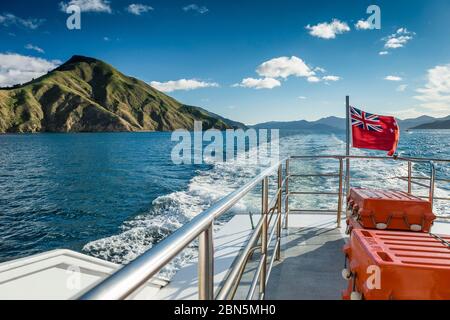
[350,106,400,156]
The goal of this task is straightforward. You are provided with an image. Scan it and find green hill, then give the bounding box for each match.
[0,55,245,133]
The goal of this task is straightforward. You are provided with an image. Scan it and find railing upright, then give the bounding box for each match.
[337,158,344,227]
[198,223,214,300]
[284,158,290,229]
[276,165,282,261]
[407,161,412,194]
[260,177,269,299]
[345,157,351,217]
[429,162,436,209]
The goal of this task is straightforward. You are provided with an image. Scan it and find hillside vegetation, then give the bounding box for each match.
[0,55,244,133]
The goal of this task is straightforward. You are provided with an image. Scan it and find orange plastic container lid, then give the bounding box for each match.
[354,229,450,269]
[351,188,431,205]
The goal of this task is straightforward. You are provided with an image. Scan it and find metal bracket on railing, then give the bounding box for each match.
[248,211,255,229]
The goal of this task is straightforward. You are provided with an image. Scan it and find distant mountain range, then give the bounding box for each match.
[253,114,450,131]
[0,55,245,133]
[252,117,343,132]
[1,55,447,133]
[410,116,450,129]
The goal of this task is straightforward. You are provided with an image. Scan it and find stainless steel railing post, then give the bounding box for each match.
[429,162,436,209]
[260,176,269,299]
[276,164,282,261]
[337,158,343,227]
[407,161,412,194]
[284,158,290,229]
[345,156,350,201]
[198,223,214,300]
[344,155,351,220]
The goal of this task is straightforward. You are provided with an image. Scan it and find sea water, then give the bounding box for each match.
[0,130,448,278]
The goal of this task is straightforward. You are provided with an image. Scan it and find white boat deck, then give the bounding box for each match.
[0,213,449,300]
[0,249,167,300]
[152,213,256,300]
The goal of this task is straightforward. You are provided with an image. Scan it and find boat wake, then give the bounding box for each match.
[83,133,449,279]
[83,144,278,279]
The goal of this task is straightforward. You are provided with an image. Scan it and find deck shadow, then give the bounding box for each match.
[265,227,347,300]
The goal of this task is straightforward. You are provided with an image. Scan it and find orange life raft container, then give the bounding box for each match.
[347,188,436,232]
[342,229,450,300]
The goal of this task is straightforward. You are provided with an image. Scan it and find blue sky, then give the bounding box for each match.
[1,0,449,124]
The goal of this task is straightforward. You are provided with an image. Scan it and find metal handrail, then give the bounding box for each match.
[79,154,448,301]
[285,155,449,225]
[395,176,450,182]
[78,158,287,300]
[290,155,450,163]
[286,156,345,227]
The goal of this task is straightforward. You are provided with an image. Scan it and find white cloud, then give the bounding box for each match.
[390,108,429,119]
[233,77,281,90]
[256,56,315,79]
[379,51,389,56]
[307,76,321,83]
[306,19,350,39]
[385,75,403,81]
[183,4,209,14]
[396,84,408,92]
[25,44,44,54]
[236,55,344,88]
[355,19,371,30]
[0,13,44,29]
[127,3,153,15]
[384,28,415,49]
[414,64,450,115]
[103,36,110,41]
[392,65,450,118]
[322,75,340,81]
[314,67,326,73]
[238,56,338,88]
[298,96,307,99]
[150,79,219,92]
[0,53,60,87]
[60,0,112,13]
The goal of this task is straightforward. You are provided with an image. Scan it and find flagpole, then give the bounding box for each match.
[345,95,350,216]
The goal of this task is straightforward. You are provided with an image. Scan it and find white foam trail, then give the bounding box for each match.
[83,142,278,279]
[83,132,449,279]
